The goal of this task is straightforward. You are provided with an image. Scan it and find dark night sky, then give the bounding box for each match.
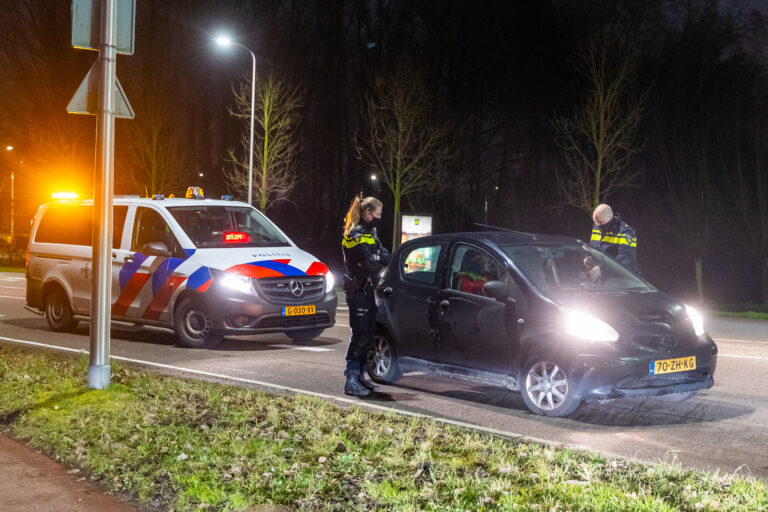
[2,0,768,307]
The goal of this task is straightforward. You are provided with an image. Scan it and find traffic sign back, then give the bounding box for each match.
[72,0,135,55]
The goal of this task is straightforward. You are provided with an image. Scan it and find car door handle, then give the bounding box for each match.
[124,254,135,263]
[112,252,117,259]
[381,286,392,297]
[439,300,450,309]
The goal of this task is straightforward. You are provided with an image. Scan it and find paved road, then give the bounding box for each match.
[1,272,767,479]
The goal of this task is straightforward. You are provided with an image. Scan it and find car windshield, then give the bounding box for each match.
[168,205,291,248]
[501,243,653,294]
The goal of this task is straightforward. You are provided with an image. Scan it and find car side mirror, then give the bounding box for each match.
[482,280,509,302]
[141,241,170,257]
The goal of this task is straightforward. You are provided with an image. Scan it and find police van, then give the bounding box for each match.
[25,191,337,348]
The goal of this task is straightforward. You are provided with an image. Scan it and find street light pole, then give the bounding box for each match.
[5,146,13,241]
[215,37,256,206]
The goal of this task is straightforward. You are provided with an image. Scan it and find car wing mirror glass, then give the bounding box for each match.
[482,280,509,302]
[141,241,170,257]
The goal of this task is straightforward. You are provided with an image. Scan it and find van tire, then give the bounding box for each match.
[286,328,324,342]
[173,297,223,349]
[45,288,78,332]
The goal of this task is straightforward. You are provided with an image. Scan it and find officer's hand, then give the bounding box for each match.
[587,265,601,282]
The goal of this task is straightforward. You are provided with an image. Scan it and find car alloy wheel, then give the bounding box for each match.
[366,332,402,384]
[520,358,580,416]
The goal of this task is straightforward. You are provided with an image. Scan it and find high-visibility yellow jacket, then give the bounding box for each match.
[589,213,638,272]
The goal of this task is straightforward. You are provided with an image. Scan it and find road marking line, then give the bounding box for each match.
[714,338,768,344]
[0,286,25,290]
[0,295,24,300]
[221,367,261,375]
[0,334,567,451]
[719,353,768,361]
[269,344,334,352]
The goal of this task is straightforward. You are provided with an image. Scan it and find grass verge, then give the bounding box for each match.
[0,346,766,511]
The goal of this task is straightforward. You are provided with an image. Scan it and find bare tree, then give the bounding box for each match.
[121,91,190,196]
[355,71,453,249]
[553,37,647,212]
[225,75,305,212]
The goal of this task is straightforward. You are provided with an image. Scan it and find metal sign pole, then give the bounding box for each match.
[88,0,117,389]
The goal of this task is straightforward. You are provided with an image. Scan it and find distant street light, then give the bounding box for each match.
[5,146,14,242]
[370,173,377,181]
[215,35,256,206]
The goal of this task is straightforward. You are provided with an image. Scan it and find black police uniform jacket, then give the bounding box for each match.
[589,212,638,272]
[342,220,391,284]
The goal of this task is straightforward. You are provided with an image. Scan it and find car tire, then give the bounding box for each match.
[367,331,403,384]
[45,288,78,332]
[520,356,581,417]
[286,328,325,342]
[656,391,697,402]
[173,297,223,349]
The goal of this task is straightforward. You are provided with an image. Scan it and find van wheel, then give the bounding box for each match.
[367,332,403,384]
[520,356,581,417]
[174,297,223,349]
[45,289,78,332]
[286,328,324,342]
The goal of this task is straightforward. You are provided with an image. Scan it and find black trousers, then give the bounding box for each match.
[344,286,377,375]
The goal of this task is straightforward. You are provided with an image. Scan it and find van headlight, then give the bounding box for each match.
[325,272,335,293]
[220,272,255,295]
[563,309,619,342]
[684,304,705,336]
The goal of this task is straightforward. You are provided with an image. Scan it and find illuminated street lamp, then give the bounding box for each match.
[215,35,256,206]
[5,146,14,242]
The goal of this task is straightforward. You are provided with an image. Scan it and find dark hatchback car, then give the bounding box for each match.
[367,231,718,417]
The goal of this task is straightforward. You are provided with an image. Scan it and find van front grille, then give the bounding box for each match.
[254,276,325,304]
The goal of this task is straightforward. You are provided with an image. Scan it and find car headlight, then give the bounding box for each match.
[220,272,255,295]
[325,272,335,293]
[684,304,705,336]
[563,309,619,342]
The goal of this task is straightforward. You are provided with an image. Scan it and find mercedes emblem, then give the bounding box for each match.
[289,279,304,297]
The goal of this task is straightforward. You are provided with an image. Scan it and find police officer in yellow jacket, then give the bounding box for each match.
[589,204,638,272]
[341,196,391,396]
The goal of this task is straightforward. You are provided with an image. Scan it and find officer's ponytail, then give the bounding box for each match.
[344,196,383,236]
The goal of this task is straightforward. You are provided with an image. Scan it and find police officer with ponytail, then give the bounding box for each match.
[341,196,391,396]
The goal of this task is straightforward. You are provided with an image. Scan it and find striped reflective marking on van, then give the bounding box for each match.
[112,272,151,317]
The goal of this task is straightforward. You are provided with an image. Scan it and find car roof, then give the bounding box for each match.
[43,198,252,208]
[399,230,582,250]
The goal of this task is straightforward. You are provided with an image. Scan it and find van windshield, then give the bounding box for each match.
[168,206,290,248]
[501,243,653,294]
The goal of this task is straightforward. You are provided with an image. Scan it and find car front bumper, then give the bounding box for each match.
[572,337,718,401]
[206,285,337,335]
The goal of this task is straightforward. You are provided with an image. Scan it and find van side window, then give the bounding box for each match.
[131,207,183,257]
[35,205,127,249]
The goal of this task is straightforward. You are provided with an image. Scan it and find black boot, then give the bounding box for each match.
[344,370,372,397]
[358,368,380,392]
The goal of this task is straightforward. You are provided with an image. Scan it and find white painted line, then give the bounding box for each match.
[714,338,768,344]
[0,334,564,450]
[0,286,25,290]
[269,344,334,352]
[221,367,261,375]
[0,295,24,300]
[719,353,768,361]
